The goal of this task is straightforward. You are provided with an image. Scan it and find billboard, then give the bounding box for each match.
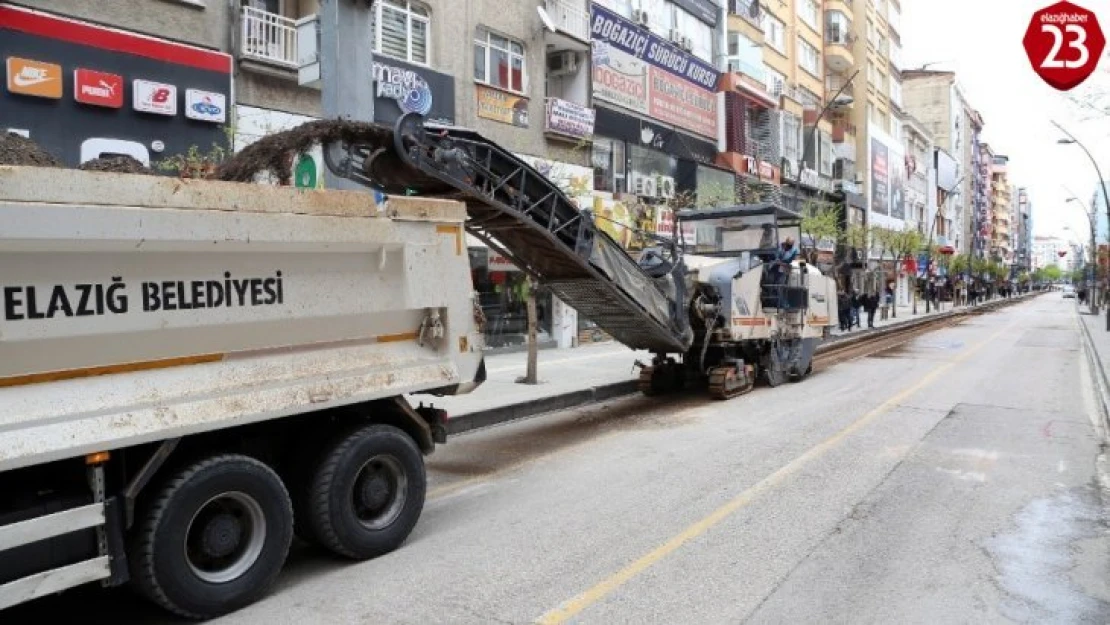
[868,123,906,229]
[935,148,959,192]
[589,4,718,139]
[0,4,232,169]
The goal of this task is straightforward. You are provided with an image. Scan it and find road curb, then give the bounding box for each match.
[447,293,1038,437]
[1077,308,1110,438]
[446,380,640,436]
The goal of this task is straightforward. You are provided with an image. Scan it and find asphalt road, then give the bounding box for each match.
[9,293,1109,624]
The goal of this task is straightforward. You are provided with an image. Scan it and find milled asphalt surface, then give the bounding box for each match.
[9,293,1109,624]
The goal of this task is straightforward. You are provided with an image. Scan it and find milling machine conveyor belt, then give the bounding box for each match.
[331,114,694,354]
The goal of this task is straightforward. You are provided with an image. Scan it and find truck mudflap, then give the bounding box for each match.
[0,494,128,610]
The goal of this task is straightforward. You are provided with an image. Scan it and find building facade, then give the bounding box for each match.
[989,154,1012,263]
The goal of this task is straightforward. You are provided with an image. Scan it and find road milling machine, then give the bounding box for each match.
[323,113,839,400]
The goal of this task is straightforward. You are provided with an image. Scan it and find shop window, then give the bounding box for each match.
[592,137,626,193]
[468,248,554,349]
[474,29,527,94]
[373,0,430,65]
[696,166,736,207]
[629,144,677,180]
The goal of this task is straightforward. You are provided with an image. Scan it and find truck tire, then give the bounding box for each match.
[129,454,294,619]
[306,424,426,560]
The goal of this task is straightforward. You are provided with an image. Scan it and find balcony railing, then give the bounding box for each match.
[727,57,767,83]
[546,0,590,42]
[241,6,298,68]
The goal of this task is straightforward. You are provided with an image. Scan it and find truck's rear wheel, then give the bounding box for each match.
[130,454,294,619]
[307,424,426,559]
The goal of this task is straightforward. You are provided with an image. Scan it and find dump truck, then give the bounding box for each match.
[0,166,486,618]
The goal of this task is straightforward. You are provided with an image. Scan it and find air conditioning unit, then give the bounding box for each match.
[547,51,578,76]
[640,176,658,197]
[658,176,676,199]
[681,36,693,52]
[669,29,683,44]
[632,9,650,26]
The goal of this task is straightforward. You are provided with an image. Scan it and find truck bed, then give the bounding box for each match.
[0,167,485,472]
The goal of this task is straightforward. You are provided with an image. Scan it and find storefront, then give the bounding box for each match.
[467,245,556,351]
[371,58,455,126]
[464,154,593,351]
[1,4,232,168]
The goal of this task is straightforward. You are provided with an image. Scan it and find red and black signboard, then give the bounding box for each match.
[0,3,232,169]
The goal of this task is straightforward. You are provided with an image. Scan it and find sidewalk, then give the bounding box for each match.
[422,298,1005,428]
[407,341,650,422]
[1078,306,1110,433]
[831,300,966,337]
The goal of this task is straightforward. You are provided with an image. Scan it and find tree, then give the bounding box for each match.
[1035,265,1063,283]
[799,200,841,265]
[889,229,925,318]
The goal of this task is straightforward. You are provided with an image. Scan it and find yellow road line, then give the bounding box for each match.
[535,320,1016,624]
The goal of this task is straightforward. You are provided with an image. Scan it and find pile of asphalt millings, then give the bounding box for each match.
[78,155,154,175]
[0,132,63,167]
[216,119,391,185]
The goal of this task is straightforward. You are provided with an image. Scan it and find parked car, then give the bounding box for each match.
[1062,285,1077,298]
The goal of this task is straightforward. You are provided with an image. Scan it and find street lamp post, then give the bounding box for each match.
[1065,194,1099,315]
[1054,120,1110,329]
[796,68,858,291]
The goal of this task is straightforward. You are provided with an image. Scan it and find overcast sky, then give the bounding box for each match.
[900,0,1110,246]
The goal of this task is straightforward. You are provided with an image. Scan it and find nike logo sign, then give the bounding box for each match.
[12,72,54,87]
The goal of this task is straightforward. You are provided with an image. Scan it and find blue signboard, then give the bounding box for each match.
[588,4,721,91]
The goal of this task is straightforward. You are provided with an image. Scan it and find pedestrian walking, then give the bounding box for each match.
[865,292,879,328]
[837,290,851,331]
[850,290,862,329]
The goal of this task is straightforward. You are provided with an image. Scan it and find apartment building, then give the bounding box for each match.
[901,69,980,254]
[989,154,1012,263]
[1016,187,1032,273]
[900,110,933,237]
[972,135,992,260]
[719,1,784,208]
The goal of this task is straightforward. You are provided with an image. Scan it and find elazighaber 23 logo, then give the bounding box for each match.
[1023,0,1106,91]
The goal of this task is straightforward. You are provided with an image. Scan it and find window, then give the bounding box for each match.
[727,31,765,81]
[765,67,786,95]
[592,137,626,193]
[868,102,876,124]
[826,11,851,45]
[782,113,802,163]
[633,0,674,34]
[761,12,786,54]
[676,8,713,62]
[819,131,833,176]
[796,0,819,31]
[890,79,902,108]
[474,29,527,94]
[796,37,819,76]
[866,19,877,47]
[374,0,429,65]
